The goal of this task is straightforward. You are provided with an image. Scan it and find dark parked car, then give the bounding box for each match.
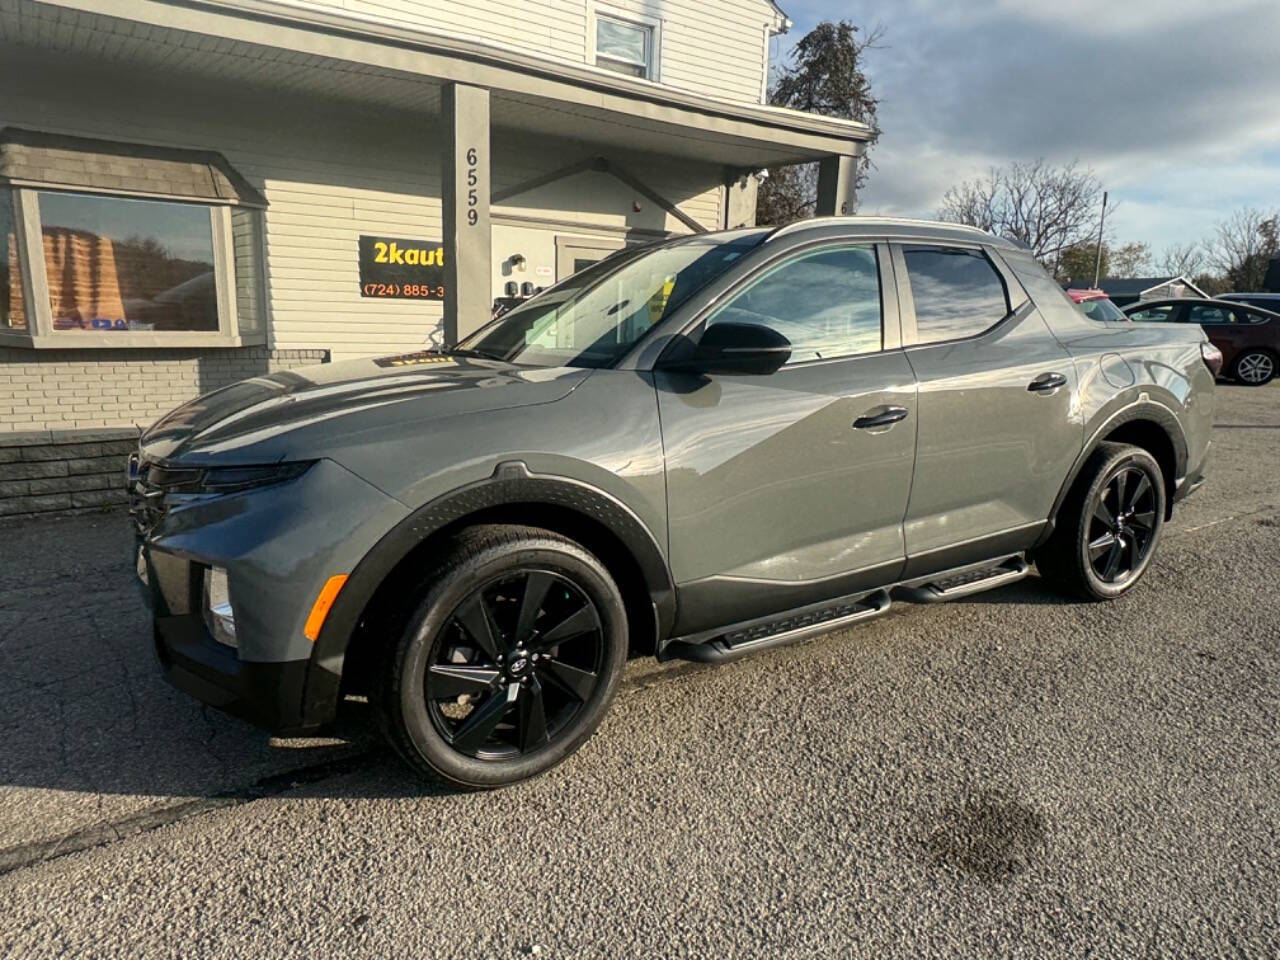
[1125,297,1278,385]
[1219,292,1280,313]
[131,218,1216,787]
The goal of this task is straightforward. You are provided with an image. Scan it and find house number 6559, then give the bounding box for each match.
[465,147,479,226]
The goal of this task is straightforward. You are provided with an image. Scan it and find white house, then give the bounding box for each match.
[0,0,872,517]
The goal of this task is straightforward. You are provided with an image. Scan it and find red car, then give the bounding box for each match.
[1123,297,1278,386]
[1067,288,1129,322]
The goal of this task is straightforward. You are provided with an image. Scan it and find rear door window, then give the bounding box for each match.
[1127,304,1181,323]
[901,245,1010,344]
[1187,304,1236,325]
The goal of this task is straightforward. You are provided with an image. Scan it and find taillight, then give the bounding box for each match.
[1200,341,1223,377]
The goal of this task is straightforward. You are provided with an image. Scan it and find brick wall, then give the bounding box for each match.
[0,429,137,517]
[0,346,329,518]
[0,346,328,433]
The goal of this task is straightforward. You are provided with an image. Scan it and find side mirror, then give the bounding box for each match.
[661,322,791,376]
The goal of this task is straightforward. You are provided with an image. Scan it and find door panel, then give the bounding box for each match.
[895,244,1082,572]
[658,353,918,631]
[657,241,920,634]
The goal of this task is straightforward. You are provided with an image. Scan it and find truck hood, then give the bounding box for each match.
[140,353,590,462]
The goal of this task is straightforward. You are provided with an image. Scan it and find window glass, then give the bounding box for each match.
[1,190,25,330]
[459,231,767,368]
[903,246,1009,344]
[596,17,651,77]
[37,191,218,333]
[1075,297,1127,323]
[1187,304,1235,324]
[705,245,882,364]
[230,207,263,337]
[1127,304,1179,323]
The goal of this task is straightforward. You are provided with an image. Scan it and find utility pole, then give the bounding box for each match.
[1093,190,1108,288]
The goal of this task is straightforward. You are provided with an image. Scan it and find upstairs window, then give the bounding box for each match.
[595,15,655,79]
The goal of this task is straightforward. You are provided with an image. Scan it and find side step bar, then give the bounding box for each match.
[661,590,891,664]
[893,555,1029,604]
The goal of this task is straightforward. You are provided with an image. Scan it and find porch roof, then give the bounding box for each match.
[12,0,870,169]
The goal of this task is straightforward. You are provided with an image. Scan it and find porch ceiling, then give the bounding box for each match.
[3,0,863,169]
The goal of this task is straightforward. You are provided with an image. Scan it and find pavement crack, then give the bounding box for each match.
[0,750,379,878]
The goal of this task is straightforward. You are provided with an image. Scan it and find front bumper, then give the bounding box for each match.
[139,535,319,733]
[153,616,313,733]
[132,456,409,733]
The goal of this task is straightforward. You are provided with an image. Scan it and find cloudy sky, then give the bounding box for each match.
[776,0,1280,263]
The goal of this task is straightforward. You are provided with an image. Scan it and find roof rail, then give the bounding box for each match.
[765,216,998,243]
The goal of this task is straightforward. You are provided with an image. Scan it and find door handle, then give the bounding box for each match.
[1028,372,1068,393]
[853,406,909,430]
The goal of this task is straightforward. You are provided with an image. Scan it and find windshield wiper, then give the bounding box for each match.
[447,346,503,361]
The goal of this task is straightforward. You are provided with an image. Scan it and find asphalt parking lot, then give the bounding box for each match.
[1,384,1277,959]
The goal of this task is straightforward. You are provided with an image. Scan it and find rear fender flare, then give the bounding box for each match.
[1036,399,1188,547]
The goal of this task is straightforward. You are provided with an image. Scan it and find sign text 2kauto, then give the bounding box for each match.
[358,235,446,300]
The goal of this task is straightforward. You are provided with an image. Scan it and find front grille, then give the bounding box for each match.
[128,455,202,535]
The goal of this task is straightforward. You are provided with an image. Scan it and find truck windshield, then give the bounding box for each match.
[454,230,768,368]
[1077,297,1127,323]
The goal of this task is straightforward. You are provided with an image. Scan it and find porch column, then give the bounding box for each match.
[815,155,856,217]
[722,168,759,229]
[442,83,491,345]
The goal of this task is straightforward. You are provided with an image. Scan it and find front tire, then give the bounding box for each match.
[376,525,628,788]
[1037,442,1166,601]
[1232,349,1275,386]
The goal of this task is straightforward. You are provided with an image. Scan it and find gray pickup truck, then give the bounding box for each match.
[130,218,1216,787]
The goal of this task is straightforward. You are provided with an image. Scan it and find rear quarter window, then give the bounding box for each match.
[902,246,1010,344]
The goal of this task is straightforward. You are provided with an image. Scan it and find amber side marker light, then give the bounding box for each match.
[304,574,349,642]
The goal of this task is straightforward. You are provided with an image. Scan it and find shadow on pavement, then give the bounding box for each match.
[0,511,386,852]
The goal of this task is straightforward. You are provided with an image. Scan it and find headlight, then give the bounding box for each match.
[203,566,237,649]
[149,461,314,495]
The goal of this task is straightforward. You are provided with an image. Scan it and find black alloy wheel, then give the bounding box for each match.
[1085,466,1158,585]
[1036,441,1166,601]
[377,525,628,788]
[426,570,605,759]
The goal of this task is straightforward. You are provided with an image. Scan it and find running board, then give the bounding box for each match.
[893,555,1029,603]
[661,590,891,663]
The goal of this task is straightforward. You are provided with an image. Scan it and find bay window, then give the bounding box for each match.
[0,128,267,348]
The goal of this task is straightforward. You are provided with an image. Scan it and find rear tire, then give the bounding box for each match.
[1036,442,1165,601]
[375,524,628,788]
[1232,349,1275,386]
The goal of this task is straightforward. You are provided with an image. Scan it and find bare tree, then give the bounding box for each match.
[1208,207,1280,291]
[1158,241,1205,279]
[938,159,1103,268]
[1109,241,1151,277]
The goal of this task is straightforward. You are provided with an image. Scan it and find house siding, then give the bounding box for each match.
[299,0,777,104]
[1,51,723,365]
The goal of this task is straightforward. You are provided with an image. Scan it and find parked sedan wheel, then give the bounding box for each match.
[1036,442,1165,601]
[1232,349,1275,386]
[377,525,628,788]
